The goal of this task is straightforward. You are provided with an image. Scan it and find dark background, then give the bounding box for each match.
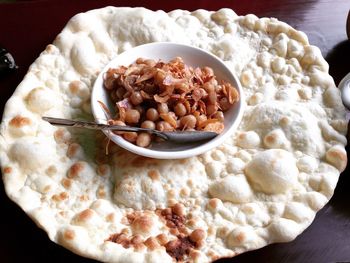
[0,1,350,262]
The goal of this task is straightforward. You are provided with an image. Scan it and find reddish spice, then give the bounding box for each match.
[160,208,186,229]
[165,236,196,261]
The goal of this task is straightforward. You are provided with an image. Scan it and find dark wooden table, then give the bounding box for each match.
[0,1,349,262]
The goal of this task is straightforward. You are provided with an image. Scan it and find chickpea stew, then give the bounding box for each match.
[103,57,239,148]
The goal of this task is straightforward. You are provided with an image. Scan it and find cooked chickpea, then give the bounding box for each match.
[156,121,174,131]
[219,97,231,111]
[108,119,123,125]
[130,91,143,105]
[109,120,126,135]
[136,133,151,147]
[141,120,156,130]
[157,103,169,114]
[196,114,207,125]
[154,70,166,85]
[125,109,140,124]
[180,115,197,129]
[123,132,138,142]
[168,111,177,120]
[212,111,224,122]
[174,102,187,117]
[144,59,156,67]
[146,108,159,121]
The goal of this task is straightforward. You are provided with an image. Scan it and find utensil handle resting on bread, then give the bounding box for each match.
[42,116,218,143]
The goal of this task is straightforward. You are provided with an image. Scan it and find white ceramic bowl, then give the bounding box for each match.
[91,42,244,159]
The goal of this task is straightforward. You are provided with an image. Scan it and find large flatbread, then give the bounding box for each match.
[0,7,347,263]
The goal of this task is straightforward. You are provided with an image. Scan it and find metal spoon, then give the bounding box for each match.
[42,116,218,144]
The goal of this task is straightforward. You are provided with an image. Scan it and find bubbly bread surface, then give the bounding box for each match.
[0,7,347,263]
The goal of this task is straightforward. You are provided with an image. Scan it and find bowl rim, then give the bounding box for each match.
[91,42,245,159]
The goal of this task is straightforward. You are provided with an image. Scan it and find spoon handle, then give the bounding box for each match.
[42,116,125,130]
[42,117,217,143]
[42,116,167,138]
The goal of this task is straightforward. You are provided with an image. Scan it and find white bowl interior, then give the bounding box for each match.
[91,42,244,159]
